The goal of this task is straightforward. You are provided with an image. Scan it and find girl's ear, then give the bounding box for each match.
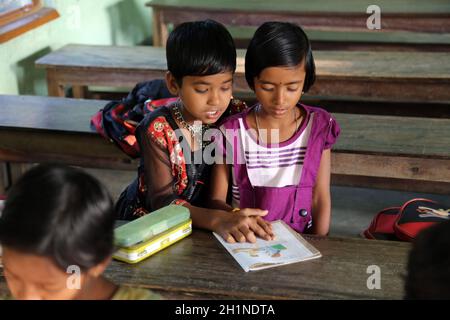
[165,71,180,96]
[87,257,112,278]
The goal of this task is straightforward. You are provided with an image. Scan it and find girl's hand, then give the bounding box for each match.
[238,208,274,240]
[214,208,274,243]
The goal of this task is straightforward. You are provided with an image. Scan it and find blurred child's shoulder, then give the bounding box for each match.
[111,285,163,300]
[300,103,336,124]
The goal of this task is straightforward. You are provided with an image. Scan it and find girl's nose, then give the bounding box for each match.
[273,88,285,106]
[208,89,220,106]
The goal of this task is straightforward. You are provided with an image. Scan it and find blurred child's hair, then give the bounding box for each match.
[0,164,115,271]
[404,220,450,299]
[166,19,236,85]
[245,21,316,92]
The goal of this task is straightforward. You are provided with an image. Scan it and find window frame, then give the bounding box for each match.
[0,0,41,24]
[0,0,59,43]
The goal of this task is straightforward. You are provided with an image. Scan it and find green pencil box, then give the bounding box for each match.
[114,205,190,247]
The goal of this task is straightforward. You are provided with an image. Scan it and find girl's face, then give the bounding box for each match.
[254,64,306,119]
[2,247,106,300]
[166,71,234,124]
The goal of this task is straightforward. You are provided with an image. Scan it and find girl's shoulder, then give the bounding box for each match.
[219,105,255,131]
[301,104,334,121]
[300,104,340,149]
[139,105,173,129]
[137,105,178,149]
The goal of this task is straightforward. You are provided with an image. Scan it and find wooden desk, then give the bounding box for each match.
[0,95,138,171]
[146,0,450,46]
[0,230,411,299]
[0,95,449,194]
[229,26,450,52]
[35,44,450,103]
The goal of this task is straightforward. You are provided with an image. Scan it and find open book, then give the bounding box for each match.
[213,220,321,272]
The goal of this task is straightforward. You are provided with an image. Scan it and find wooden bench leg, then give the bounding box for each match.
[7,163,32,189]
[0,162,11,194]
[72,85,89,99]
[46,69,66,97]
[152,8,168,47]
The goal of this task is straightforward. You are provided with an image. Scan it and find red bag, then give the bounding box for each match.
[362,198,450,242]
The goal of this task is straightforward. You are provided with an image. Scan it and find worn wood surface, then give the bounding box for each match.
[0,95,138,170]
[0,95,449,187]
[229,26,450,51]
[0,164,7,194]
[146,0,450,14]
[332,175,450,195]
[146,0,450,46]
[103,231,411,299]
[35,45,450,103]
[301,29,450,47]
[0,230,412,299]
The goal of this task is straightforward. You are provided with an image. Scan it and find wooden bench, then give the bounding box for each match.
[147,0,450,46]
[228,26,450,51]
[1,95,449,194]
[0,228,411,299]
[35,44,450,104]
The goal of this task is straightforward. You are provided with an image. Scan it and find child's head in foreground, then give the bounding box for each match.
[165,19,236,124]
[0,164,115,300]
[404,220,450,299]
[245,21,316,113]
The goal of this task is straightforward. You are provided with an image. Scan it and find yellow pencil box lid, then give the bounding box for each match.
[113,219,192,264]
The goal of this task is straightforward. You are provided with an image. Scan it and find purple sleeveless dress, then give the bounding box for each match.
[218,103,340,233]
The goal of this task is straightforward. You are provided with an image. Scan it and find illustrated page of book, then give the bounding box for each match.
[214,221,318,271]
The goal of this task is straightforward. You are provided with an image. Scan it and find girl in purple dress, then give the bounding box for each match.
[210,22,340,240]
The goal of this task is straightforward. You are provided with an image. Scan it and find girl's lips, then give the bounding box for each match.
[273,108,288,115]
[205,110,221,120]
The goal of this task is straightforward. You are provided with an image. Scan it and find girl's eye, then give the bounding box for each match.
[220,86,231,92]
[287,86,299,92]
[194,88,208,94]
[261,86,274,92]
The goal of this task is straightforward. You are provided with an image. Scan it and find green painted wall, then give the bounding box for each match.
[0,0,152,95]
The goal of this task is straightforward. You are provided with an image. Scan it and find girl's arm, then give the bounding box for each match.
[139,126,273,243]
[208,162,233,211]
[207,161,274,242]
[311,149,332,236]
[185,203,272,243]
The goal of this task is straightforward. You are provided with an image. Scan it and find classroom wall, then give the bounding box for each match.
[0,0,152,96]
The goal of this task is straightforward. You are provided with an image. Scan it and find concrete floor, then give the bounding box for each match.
[82,167,449,239]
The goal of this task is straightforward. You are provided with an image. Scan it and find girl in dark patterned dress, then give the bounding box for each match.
[116,20,273,243]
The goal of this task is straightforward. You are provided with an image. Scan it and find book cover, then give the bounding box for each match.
[213,220,321,272]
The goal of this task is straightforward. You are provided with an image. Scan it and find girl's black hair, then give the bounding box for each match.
[0,164,115,271]
[166,19,236,85]
[245,21,316,92]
